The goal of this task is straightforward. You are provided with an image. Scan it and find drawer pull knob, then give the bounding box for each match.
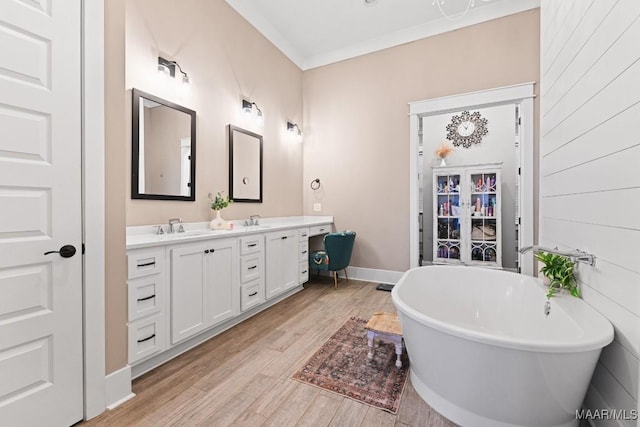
[319,228,325,232]
[137,334,156,343]
[281,236,288,240]
[204,250,209,254]
[301,250,307,254]
[248,243,257,247]
[137,294,156,302]
[248,265,257,270]
[137,261,156,268]
[302,270,307,274]
[249,291,258,297]
[210,248,215,253]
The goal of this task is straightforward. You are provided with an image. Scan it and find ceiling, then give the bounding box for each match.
[225,0,540,70]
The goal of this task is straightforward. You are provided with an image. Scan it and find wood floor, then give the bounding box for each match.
[83,277,457,427]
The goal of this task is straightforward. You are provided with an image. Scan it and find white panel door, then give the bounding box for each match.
[0,0,83,426]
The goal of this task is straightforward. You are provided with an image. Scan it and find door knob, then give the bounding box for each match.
[44,244,77,258]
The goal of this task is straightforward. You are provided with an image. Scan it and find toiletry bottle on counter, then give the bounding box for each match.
[475,197,481,212]
[439,204,444,216]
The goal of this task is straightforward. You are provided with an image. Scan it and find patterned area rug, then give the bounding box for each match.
[292,317,409,414]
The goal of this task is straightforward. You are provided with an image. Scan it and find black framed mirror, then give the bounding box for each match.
[228,125,263,203]
[132,88,196,201]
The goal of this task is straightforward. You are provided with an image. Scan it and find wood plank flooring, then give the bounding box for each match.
[82,277,457,427]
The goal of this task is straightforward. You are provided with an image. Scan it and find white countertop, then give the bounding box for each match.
[126,216,334,250]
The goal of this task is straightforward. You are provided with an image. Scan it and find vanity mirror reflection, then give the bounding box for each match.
[132,88,196,201]
[228,125,263,203]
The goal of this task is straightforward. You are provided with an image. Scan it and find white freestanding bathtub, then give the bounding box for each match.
[391,266,613,427]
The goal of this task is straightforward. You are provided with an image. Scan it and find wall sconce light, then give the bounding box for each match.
[287,121,303,142]
[158,57,189,85]
[242,99,264,126]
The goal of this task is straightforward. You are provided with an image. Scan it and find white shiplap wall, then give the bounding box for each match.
[540,0,640,424]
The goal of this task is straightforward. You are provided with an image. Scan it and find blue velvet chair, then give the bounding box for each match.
[309,231,356,289]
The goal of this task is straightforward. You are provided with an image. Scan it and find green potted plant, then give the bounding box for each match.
[208,191,231,230]
[534,251,580,298]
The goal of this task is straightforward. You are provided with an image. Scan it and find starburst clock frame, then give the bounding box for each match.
[446,110,488,148]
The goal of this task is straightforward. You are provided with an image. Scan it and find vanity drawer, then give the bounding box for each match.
[128,276,163,322]
[299,262,309,284]
[240,280,264,312]
[309,224,330,237]
[127,249,165,279]
[240,253,263,283]
[128,313,165,364]
[240,236,263,255]
[298,227,310,242]
[298,241,309,263]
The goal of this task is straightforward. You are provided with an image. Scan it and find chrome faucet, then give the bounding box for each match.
[244,215,261,226]
[168,218,183,233]
[520,245,596,266]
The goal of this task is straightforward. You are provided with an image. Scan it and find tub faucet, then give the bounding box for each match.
[519,245,596,266]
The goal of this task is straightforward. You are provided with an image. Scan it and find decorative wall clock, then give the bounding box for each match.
[446,110,488,148]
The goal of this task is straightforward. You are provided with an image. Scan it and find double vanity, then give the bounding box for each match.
[126,216,333,377]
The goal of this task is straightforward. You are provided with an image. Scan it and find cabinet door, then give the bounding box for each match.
[170,243,208,344]
[433,171,463,263]
[206,238,238,325]
[281,231,299,290]
[265,229,299,299]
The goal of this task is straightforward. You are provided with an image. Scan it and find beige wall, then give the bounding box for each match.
[105,0,128,374]
[125,0,304,225]
[105,5,539,374]
[302,9,540,272]
[104,0,304,373]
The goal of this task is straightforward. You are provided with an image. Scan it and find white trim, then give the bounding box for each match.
[409,82,536,115]
[344,267,404,284]
[223,0,305,68]
[105,366,135,410]
[225,0,540,71]
[409,114,420,269]
[408,82,536,275]
[316,267,404,285]
[303,1,540,70]
[518,97,535,276]
[82,0,107,420]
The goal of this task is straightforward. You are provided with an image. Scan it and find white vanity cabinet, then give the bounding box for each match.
[298,227,310,285]
[170,238,238,344]
[126,249,166,364]
[126,216,333,375]
[265,229,299,299]
[239,235,265,312]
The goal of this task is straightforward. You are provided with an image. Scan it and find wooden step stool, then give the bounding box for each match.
[364,311,403,369]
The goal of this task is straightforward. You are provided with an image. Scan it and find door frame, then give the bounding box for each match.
[408,82,536,275]
[82,0,107,419]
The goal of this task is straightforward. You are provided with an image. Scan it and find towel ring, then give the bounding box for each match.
[310,178,321,191]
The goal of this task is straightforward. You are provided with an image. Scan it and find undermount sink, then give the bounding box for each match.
[179,229,211,236]
[243,224,271,229]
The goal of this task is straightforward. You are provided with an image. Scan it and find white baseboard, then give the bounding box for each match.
[341,266,404,284]
[105,365,135,410]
